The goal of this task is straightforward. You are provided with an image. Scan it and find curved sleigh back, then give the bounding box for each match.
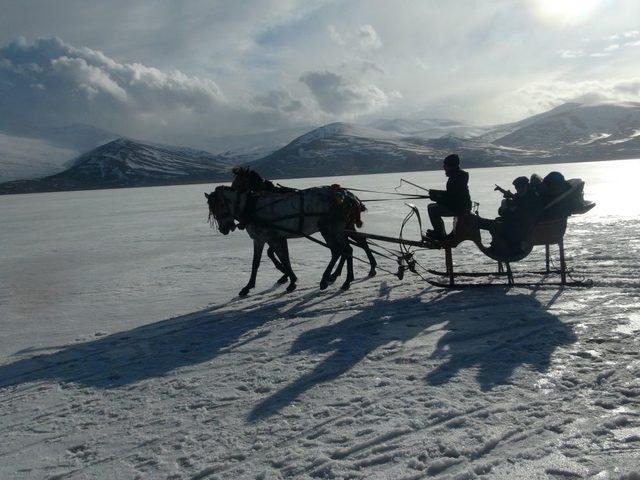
[440,178,594,264]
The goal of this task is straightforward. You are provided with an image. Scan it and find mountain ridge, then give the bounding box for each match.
[2,101,640,194]
[0,138,231,195]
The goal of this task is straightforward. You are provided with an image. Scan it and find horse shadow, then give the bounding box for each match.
[1,283,576,418]
[248,283,576,421]
[0,287,332,390]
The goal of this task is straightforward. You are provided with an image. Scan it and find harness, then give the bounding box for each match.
[229,188,325,235]
[220,185,368,238]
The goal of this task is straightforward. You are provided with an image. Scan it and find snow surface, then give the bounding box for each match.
[1,159,640,479]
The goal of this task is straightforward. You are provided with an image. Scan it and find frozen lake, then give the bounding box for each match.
[1,159,640,478]
[2,159,638,356]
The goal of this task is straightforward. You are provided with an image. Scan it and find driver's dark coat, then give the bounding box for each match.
[430,169,472,213]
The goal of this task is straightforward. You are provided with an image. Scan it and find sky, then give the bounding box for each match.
[1,0,639,144]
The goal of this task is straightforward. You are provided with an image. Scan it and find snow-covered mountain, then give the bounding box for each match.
[492,102,640,160]
[0,133,78,182]
[248,122,527,179]
[204,126,316,162]
[250,102,640,179]
[369,117,490,139]
[3,101,639,193]
[0,138,231,194]
[0,122,119,181]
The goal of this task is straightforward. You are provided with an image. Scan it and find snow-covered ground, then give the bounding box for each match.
[1,159,639,479]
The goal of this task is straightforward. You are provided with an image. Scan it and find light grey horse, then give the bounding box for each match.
[205,185,376,297]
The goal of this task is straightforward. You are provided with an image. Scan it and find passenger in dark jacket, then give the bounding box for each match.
[501,176,544,249]
[478,176,544,255]
[426,154,472,240]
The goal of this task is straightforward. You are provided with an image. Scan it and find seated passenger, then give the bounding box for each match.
[541,171,572,219]
[479,176,544,255]
[529,173,545,196]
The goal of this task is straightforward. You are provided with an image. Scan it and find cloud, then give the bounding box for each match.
[2,1,640,134]
[358,25,382,50]
[614,80,640,95]
[0,36,225,126]
[252,89,304,113]
[559,49,585,58]
[0,36,317,145]
[326,24,382,52]
[328,25,346,46]
[300,70,389,115]
[508,77,640,115]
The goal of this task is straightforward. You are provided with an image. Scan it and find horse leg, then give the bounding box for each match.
[340,242,354,291]
[319,225,340,290]
[239,239,265,297]
[275,240,297,293]
[329,256,345,283]
[351,232,377,277]
[321,249,340,290]
[267,242,288,284]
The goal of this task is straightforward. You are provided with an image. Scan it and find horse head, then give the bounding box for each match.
[205,186,246,235]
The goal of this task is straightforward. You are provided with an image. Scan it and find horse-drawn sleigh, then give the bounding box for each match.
[205,168,595,296]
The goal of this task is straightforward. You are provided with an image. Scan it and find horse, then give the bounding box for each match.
[205,182,377,297]
[229,167,377,286]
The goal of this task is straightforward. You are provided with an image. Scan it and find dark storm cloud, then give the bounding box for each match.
[0,37,225,126]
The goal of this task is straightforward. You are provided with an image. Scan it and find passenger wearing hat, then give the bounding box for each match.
[498,176,531,218]
[425,153,472,240]
[493,175,544,253]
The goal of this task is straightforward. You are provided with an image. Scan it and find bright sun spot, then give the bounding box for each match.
[532,0,602,25]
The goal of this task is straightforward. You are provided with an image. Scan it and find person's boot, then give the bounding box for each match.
[423,229,445,241]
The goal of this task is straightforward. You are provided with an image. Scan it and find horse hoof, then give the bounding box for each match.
[239,287,251,297]
[368,269,377,278]
[277,275,288,285]
[320,280,329,290]
[341,282,351,291]
[286,283,297,293]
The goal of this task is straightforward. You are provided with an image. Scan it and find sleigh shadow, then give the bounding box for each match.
[249,283,576,421]
[1,283,576,419]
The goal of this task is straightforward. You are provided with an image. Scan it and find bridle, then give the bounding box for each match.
[208,186,244,230]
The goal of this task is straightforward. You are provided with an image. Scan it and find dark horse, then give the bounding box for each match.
[206,173,376,296]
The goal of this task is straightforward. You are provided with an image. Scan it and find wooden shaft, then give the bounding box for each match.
[445,247,454,286]
[545,244,550,273]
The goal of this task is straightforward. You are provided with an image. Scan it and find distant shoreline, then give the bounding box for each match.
[1,156,638,197]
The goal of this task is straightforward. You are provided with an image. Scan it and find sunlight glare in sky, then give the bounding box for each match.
[532,0,603,25]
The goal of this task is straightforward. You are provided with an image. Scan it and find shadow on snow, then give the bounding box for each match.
[0,282,576,422]
[248,282,576,420]
[0,287,327,390]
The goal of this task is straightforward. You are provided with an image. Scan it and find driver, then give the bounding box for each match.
[425,154,472,240]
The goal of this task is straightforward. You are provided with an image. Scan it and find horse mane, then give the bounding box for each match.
[232,166,252,177]
[231,166,296,194]
[232,166,267,188]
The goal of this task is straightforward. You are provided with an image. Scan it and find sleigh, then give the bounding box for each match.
[353,179,595,288]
